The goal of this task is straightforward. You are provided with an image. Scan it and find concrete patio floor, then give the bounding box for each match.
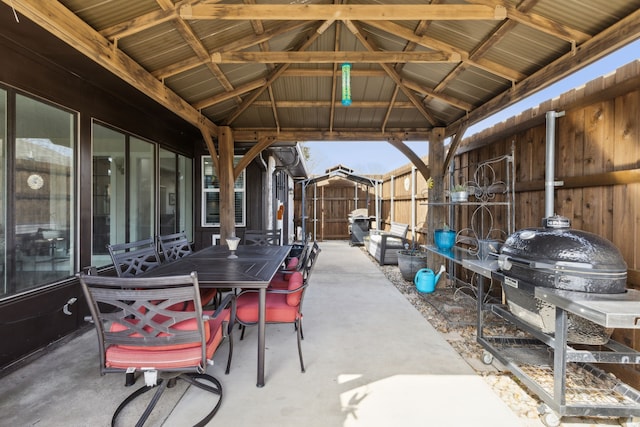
[0,241,607,426]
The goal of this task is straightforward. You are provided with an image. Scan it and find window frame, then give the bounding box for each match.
[201,155,245,227]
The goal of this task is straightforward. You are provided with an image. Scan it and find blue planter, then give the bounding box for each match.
[434,229,456,250]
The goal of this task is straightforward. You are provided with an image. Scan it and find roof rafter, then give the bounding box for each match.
[224,20,335,125]
[151,21,310,80]
[180,4,508,21]
[344,20,438,126]
[210,51,460,63]
[467,0,590,43]
[362,19,524,82]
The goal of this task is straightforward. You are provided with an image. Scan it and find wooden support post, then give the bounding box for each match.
[427,128,446,264]
[218,126,236,242]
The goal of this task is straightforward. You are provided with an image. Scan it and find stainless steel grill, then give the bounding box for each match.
[498,215,627,345]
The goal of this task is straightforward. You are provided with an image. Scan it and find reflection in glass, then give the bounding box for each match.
[14,94,75,292]
[129,137,155,242]
[92,124,126,267]
[0,89,5,294]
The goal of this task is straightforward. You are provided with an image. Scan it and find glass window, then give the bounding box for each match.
[92,123,192,267]
[202,156,245,226]
[91,124,126,267]
[129,137,154,241]
[178,154,193,237]
[0,89,5,294]
[91,124,156,266]
[159,149,193,238]
[14,94,75,292]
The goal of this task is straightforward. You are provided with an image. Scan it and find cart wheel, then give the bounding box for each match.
[536,404,561,427]
[539,411,561,427]
[619,416,640,427]
[482,351,493,365]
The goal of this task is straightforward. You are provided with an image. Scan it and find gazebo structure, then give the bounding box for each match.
[1,0,640,374]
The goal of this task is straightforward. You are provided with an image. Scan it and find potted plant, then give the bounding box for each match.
[434,223,456,251]
[397,244,428,281]
[449,184,469,202]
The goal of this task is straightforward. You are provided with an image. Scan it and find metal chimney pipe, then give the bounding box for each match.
[544,110,565,219]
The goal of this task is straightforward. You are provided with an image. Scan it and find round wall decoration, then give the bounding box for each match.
[27,174,44,190]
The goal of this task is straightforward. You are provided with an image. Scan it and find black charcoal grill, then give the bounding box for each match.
[348,208,372,246]
[498,215,628,344]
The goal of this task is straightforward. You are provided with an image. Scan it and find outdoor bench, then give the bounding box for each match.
[365,222,409,265]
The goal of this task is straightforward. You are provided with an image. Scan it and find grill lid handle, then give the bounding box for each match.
[542,215,571,229]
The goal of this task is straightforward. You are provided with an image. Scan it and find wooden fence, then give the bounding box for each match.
[297,59,640,386]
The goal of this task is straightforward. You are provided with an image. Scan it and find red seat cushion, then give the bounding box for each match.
[105,309,230,369]
[236,293,299,324]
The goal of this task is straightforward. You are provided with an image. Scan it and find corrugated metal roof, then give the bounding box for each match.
[19,0,640,143]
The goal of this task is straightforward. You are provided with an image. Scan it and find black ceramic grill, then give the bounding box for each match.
[498,215,628,344]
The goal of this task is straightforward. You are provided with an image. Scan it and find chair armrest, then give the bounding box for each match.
[379,234,408,254]
[266,282,308,295]
[379,233,408,245]
[205,293,236,333]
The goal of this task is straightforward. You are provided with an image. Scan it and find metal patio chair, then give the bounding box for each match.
[78,271,235,427]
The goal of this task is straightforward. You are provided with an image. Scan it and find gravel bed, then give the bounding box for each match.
[364,249,625,427]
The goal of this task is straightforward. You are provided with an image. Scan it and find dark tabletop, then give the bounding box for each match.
[144,245,291,288]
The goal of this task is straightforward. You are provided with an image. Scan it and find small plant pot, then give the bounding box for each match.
[450,191,468,203]
[397,250,428,282]
[434,229,456,250]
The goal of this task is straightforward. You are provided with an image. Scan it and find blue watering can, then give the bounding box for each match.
[414,265,445,293]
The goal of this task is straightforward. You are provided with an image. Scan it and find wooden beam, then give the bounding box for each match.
[329,22,341,133]
[249,100,430,109]
[232,129,433,142]
[151,21,310,80]
[427,128,446,252]
[218,126,236,241]
[386,138,431,182]
[401,80,474,111]
[235,136,277,177]
[382,86,400,133]
[99,8,176,40]
[210,51,460,64]
[281,69,386,77]
[181,4,507,21]
[466,0,590,43]
[442,121,469,176]
[5,0,218,136]
[194,79,267,110]
[172,14,240,102]
[363,19,524,82]
[198,121,219,172]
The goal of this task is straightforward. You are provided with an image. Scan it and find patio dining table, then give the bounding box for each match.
[142,244,291,387]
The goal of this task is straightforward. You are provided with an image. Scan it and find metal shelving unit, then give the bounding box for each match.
[471,263,640,427]
[423,142,640,426]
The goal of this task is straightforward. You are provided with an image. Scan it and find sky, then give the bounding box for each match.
[303,39,640,176]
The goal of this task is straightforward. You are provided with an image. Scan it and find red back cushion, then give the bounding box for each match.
[109,317,209,351]
[286,272,304,306]
[287,257,299,270]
